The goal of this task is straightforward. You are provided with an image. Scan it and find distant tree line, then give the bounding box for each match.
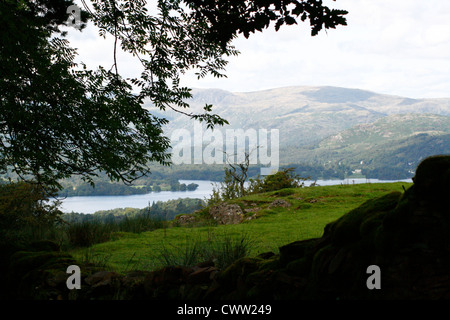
[285,163,353,180]
[62,198,205,223]
[58,180,199,197]
[359,134,450,180]
[361,167,411,180]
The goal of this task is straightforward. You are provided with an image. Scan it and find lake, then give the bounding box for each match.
[60,178,413,214]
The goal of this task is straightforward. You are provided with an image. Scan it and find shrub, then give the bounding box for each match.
[0,181,63,246]
[207,168,244,205]
[248,167,307,194]
[208,167,308,205]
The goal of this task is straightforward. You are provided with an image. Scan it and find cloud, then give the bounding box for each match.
[65,0,450,99]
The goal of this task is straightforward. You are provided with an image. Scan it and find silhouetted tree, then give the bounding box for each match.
[1,0,347,191]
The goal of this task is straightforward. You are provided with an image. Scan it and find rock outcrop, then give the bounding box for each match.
[269,199,292,208]
[208,203,244,225]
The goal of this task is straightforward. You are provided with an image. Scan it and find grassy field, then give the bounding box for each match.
[69,182,412,273]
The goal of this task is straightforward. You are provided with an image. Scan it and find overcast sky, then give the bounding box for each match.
[67,0,450,99]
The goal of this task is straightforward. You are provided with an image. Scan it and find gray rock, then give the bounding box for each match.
[269,199,292,208]
[209,203,244,225]
[175,214,197,225]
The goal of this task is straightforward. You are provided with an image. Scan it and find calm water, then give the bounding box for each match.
[59,180,218,214]
[60,178,413,214]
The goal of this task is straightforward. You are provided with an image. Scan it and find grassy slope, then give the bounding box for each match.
[69,182,412,273]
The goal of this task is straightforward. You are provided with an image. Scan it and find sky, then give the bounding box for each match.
[66,0,450,99]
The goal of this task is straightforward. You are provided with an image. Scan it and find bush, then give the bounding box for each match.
[0,181,63,246]
[248,167,307,194]
[208,167,308,205]
[207,168,245,205]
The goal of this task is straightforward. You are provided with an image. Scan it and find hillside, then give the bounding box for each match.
[318,113,450,148]
[4,155,449,300]
[281,113,450,178]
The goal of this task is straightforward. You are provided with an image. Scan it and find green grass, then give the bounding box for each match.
[69,182,411,273]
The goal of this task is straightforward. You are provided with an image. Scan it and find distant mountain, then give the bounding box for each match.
[147,86,450,147]
[143,86,450,177]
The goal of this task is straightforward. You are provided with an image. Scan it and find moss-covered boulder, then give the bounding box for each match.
[28,240,61,252]
[7,250,77,299]
[412,154,450,198]
[279,238,317,266]
[325,191,402,246]
[204,257,264,299]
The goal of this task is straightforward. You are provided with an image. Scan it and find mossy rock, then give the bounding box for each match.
[209,257,263,299]
[9,251,76,276]
[279,238,318,266]
[6,250,77,299]
[310,245,337,280]
[256,254,280,271]
[245,269,272,287]
[359,210,387,240]
[28,240,61,252]
[326,192,402,246]
[381,184,418,225]
[244,269,299,299]
[245,284,269,299]
[286,256,311,275]
[378,158,450,253]
[183,283,210,300]
[413,155,450,198]
[218,257,262,284]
